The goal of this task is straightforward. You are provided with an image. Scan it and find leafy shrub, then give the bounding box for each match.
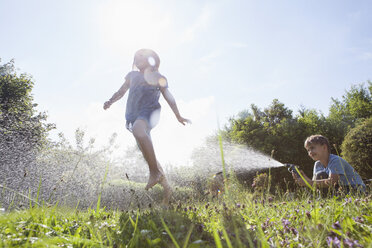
[341,117,372,179]
[251,173,268,192]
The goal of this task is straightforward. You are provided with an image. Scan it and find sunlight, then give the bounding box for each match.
[98,0,172,52]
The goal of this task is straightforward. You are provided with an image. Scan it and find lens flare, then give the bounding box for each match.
[158,77,167,87]
[144,69,167,87]
[149,108,161,128]
[148,56,156,66]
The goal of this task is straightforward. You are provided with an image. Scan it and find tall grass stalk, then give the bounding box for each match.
[182,224,194,248]
[267,167,272,195]
[0,184,41,208]
[211,221,223,248]
[73,200,80,214]
[267,150,275,195]
[161,217,180,248]
[127,211,140,247]
[221,225,233,248]
[296,167,313,191]
[218,132,228,195]
[36,176,42,203]
[96,163,109,212]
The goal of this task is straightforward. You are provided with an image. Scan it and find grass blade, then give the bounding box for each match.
[161,217,180,248]
[182,224,194,248]
[221,225,233,248]
[211,221,223,248]
[97,163,109,212]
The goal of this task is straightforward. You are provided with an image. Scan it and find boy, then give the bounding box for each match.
[293,135,366,193]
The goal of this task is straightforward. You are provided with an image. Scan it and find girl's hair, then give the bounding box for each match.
[304,135,331,153]
[132,49,160,72]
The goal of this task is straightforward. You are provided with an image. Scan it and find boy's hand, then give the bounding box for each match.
[294,176,307,186]
[103,101,111,110]
[177,116,191,126]
[291,172,297,180]
[293,170,311,186]
[292,172,303,185]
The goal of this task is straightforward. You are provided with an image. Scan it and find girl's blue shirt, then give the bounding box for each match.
[125,71,168,124]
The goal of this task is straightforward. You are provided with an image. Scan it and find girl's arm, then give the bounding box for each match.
[103,79,130,110]
[160,87,190,125]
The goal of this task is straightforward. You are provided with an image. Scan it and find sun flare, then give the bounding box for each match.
[98,0,171,52]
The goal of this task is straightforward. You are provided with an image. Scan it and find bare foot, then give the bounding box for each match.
[145,172,163,190]
[160,177,172,205]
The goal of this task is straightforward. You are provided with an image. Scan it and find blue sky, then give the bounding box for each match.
[1,0,371,165]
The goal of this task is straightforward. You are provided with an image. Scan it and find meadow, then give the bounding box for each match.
[0,131,371,247]
[1,177,371,248]
[2,62,371,247]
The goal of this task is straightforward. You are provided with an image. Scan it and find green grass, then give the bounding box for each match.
[1,184,371,247]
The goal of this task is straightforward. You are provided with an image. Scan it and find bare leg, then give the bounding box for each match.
[157,160,172,205]
[132,119,166,191]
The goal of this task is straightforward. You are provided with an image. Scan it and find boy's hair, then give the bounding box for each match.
[304,135,331,153]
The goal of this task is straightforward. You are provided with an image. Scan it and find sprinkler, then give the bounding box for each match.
[284,163,301,178]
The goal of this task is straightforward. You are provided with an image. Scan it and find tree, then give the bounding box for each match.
[226,99,307,164]
[341,117,372,179]
[225,99,315,188]
[0,59,54,185]
[328,82,372,127]
[221,82,372,189]
[296,109,344,153]
[326,82,372,153]
[262,99,293,126]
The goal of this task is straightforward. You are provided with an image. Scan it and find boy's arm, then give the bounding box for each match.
[294,171,340,188]
[311,156,344,188]
[103,79,130,110]
[160,87,190,125]
[293,171,311,186]
[308,173,340,188]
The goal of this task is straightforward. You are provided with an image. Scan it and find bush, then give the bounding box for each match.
[341,117,372,179]
[0,59,54,201]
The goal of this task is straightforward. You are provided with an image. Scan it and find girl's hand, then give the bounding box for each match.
[177,116,191,125]
[103,101,111,110]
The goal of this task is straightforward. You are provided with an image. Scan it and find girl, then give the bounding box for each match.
[103,49,190,204]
